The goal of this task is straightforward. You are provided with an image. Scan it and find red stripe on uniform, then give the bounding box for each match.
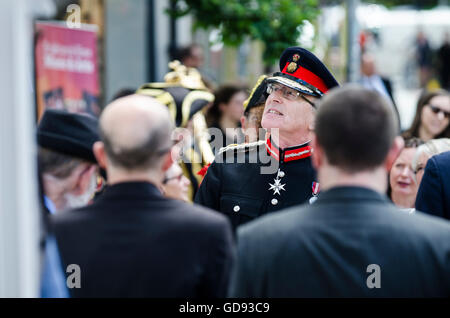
[282,63,328,94]
[283,146,312,162]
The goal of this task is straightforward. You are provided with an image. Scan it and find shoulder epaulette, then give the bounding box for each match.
[218,140,266,156]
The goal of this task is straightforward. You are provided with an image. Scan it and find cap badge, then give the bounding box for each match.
[286,54,300,73]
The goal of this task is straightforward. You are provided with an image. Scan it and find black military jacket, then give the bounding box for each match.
[195,138,318,231]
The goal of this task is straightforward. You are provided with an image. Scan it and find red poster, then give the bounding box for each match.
[35,22,100,119]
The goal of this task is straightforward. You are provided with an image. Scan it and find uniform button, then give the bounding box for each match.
[278,171,285,178]
[233,205,240,212]
[271,198,278,206]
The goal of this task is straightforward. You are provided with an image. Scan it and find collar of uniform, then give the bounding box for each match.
[265,136,312,163]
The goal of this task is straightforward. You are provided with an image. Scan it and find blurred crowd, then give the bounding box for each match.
[37,42,450,298]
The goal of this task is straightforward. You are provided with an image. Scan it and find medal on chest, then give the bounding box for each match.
[309,181,320,204]
[269,169,286,196]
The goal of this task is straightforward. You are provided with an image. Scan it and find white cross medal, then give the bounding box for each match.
[269,169,286,195]
[309,181,320,204]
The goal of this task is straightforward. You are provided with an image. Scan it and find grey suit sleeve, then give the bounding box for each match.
[415,157,444,218]
[228,227,253,298]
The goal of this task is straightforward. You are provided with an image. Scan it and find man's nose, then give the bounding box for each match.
[182,176,191,187]
[269,91,282,103]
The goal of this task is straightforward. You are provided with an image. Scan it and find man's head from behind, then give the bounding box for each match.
[94,95,174,185]
[38,109,100,212]
[312,85,403,191]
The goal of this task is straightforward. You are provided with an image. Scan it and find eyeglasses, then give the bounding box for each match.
[266,83,316,108]
[163,173,184,184]
[428,104,450,119]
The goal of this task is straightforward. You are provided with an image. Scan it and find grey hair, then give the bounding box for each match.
[412,138,450,181]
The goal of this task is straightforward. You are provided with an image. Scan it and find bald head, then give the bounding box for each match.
[99,94,174,171]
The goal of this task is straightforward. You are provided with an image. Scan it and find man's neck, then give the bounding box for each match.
[318,165,388,194]
[273,132,312,149]
[107,167,163,189]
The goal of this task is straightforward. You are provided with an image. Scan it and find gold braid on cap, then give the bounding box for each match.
[243,75,267,111]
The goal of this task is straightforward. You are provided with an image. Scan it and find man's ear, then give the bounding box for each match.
[161,151,174,172]
[311,135,323,171]
[240,115,247,130]
[218,103,227,114]
[385,136,404,172]
[71,164,97,195]
[93,141,107,169]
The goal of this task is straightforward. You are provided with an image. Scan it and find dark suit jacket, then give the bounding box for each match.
[381,77,395,105]
[416,151,450,220]
[52,182,234,298]
[229,186,450,297]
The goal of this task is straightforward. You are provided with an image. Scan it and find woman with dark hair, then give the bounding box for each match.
[388,137,424,210]
[207,84,248,153]
[403,89,450,141]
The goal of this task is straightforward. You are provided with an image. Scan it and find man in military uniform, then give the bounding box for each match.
[195,47,339,230]
[136,61,215,201]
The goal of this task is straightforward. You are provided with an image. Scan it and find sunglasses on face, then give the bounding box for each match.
[428,104,450,119]
[266,83,316,108]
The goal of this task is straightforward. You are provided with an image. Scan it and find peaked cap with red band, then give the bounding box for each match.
[267,47,339,97]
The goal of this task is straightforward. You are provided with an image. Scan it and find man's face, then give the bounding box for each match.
[185,46,204,68]
[242,105,265,143]
[62,164,99,210]
[261,83,317,137]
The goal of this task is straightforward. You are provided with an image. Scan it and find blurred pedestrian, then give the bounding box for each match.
[37,109,101,298]
[175,44,215,90]
[359,53,400,129]
[403,89,450,141]
[196,47,339,231]
[229,85,450,297]
[52,94,234,297]
[38,109,100,214]
[412,138,450,185]
[176,43,204,69]
[415,31,433,88]
[207,84,248,152]
[388,138,423,209]
[437,32,450,90]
